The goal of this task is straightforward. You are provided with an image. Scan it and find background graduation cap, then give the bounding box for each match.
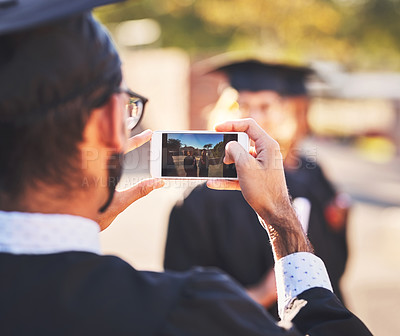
[206,57,312,97]
[0,0,122,36]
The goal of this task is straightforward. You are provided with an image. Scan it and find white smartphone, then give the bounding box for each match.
[150,131,249,179]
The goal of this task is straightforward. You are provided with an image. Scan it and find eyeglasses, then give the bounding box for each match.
[115,88,148,131]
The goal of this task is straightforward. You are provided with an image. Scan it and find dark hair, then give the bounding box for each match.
[0,14,122,203]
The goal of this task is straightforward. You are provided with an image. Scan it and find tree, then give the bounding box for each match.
[95,0,400,70]
[167,138,182,152]
[212,141,225,161]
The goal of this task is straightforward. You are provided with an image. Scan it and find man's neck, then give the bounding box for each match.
[0,185,101,223]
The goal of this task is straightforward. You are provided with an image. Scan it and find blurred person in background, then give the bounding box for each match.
[0,0,371,334]
[184,150,197,177]
[199,149,210,177]
[164,59,351,317]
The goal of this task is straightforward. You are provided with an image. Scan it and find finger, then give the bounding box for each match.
[214,118,279,160]
[223,141,252,167]
[125,129,153,154]
[207,179,240,191]
[223,144,255,164]
[214,118,265,144]
[117,178,164,205]
[97,178,164,231]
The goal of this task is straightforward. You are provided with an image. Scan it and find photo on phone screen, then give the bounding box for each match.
[161,133,238,178]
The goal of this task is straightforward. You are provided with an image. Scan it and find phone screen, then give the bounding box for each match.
[161,133,238,178]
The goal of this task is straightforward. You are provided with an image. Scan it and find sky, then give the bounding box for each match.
[168,133,224,149]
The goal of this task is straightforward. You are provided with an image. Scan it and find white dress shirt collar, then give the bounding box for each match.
[0,210,101,255]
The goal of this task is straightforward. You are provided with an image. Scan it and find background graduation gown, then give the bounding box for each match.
[0,251,370,335]
[164,159,348,304]
[285,159,348,301]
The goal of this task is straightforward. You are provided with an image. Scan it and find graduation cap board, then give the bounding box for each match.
[0,0,122,36]
[213,59,312,96]
[0,0,124,123]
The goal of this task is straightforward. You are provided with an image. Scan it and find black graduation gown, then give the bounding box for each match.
[0,252,371,335]
[184,156,197,177]
[164,160,347,302]
[285,161,348,301]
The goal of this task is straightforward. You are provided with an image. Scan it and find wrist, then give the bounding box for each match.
[259,203,313,260]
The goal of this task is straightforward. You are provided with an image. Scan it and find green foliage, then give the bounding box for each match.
[167,138,182,151]
[95,0,400,70]
[212,141,225,160]
[334,0,400,69]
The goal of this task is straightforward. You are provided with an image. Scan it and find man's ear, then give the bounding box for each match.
[97,94,125,151]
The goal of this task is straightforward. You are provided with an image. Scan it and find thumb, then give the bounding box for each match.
[97,178,164,231]
[224,141,252,169]
[119,178,165,205]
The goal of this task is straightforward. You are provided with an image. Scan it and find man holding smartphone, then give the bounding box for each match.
[0,0,370,335]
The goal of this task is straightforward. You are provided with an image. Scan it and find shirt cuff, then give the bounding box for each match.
[275,252,333,319]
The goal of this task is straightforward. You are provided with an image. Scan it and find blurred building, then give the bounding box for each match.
[309,62,400,157]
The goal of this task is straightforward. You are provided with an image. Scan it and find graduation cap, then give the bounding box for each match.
[213,59,312,96]
[0,0,124,123]
[0,0,122,36]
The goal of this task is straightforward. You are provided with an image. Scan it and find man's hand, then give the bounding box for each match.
[207,119,287,216]
[246,269,277,308]
[97,129,164,231]
[207,119,312,260]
